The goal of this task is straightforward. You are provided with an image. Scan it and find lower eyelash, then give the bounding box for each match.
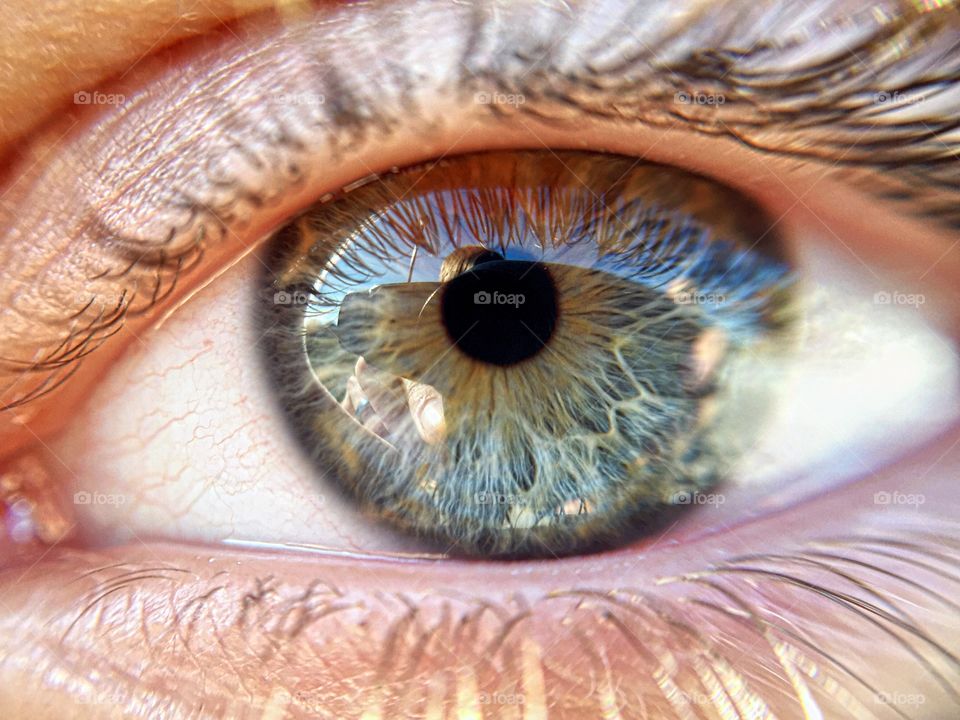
[43,524,960,718]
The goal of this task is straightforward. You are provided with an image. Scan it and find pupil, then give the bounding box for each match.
[440,258,559,366]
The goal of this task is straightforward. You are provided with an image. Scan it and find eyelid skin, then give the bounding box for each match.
[0,0,958,458]
[0,0,275,148]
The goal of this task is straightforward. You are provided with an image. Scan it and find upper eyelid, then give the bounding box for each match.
[0,0,956,419]
[22,0,960,264]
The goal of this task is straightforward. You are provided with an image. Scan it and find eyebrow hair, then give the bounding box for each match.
[0,0,957,413]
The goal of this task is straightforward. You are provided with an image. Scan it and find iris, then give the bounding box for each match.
[259,151,795,557]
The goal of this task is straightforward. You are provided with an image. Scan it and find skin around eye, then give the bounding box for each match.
[2,1,960,719]
[0,0,274,147]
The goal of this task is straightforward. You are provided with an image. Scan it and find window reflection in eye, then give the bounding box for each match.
[1,1,959,719]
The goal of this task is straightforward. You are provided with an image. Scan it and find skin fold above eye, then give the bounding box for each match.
[1,1,960,719]
[0,0,273,148]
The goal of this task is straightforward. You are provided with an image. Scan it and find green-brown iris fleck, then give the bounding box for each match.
[258,150,796,558]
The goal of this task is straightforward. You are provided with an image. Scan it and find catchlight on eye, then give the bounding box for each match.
[258,151,796,557]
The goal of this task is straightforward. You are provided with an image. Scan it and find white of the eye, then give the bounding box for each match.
[729,237,960,509]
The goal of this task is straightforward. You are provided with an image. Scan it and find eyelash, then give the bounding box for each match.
[62,523,960,716]
[282,160,790,326]
[5,1,957,414]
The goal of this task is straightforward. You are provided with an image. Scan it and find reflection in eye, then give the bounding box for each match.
[258,150,799,556]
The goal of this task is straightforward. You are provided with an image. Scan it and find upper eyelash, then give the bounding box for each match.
[0,223,203,410]
[3,0,957,411]
[91,0,960,274]
[87,0,960,285]
[474,1,960,224]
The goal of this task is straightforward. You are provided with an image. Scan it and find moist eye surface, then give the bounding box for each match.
[258,150,797,558]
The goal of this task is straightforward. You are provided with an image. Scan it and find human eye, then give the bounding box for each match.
[1,1,959,719]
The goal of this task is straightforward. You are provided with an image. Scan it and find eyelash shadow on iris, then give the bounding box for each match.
[257,150,797,558]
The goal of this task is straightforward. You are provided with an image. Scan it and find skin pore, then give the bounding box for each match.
[1,1,960,718]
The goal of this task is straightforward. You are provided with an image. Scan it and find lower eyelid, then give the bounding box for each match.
[20,283,958,718]
[3,483,959,719]
[19,226,951,710]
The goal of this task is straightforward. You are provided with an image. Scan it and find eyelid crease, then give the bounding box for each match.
[0,0,957,428]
